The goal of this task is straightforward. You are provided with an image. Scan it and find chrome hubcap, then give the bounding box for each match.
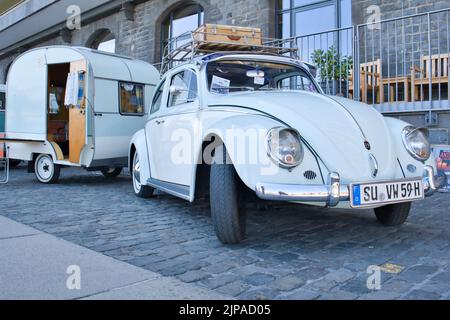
[37,156,53,180]
[133,154,141,191]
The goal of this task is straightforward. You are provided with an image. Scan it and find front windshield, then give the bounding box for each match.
[206,60,319,94]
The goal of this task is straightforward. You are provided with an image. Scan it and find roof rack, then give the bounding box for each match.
[161,24,299,74]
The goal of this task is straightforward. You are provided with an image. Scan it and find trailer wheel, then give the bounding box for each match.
[101,167,122,178]
[34,154,60,184]
[132,152,155,198]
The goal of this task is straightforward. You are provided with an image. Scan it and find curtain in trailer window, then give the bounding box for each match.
[120,82,145,115]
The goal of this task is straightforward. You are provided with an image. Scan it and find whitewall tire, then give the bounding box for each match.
[132,152,155,198]
[34,154,61,184]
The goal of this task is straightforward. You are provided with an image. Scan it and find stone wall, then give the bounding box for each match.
[0,0,276,82]
[353,0,450,25]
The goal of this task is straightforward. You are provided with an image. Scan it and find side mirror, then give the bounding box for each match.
[169,85,185,96]
[169,85,198,103]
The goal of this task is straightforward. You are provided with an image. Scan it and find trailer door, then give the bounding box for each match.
[6,50,47,141]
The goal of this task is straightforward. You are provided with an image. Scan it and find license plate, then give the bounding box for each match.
[350,178,424,208]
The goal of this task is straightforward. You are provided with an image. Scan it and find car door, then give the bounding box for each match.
[147,68,200,186]
[145,78,167,178]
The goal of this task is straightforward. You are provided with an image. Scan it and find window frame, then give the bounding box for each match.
[167,69,198,108]
[205,59,320,94]
[276,0,348,38]
[150,79,166,115]
[161,4,204,60]
[118,81,146,117]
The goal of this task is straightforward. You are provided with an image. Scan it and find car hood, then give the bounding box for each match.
[209,91,398,182]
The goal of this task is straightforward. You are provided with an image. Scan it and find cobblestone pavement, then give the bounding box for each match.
[1,166,450,300]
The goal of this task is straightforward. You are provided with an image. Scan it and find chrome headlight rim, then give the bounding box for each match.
[266,127,304,170]
[402,126,431,162]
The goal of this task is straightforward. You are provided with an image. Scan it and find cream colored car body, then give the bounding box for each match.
[130,53,439,209]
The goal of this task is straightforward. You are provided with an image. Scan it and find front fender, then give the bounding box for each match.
[200,112,324,191]
[384,117,437,175]
[129,129,151,184]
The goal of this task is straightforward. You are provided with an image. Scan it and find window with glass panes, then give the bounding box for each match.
[277,0,352,39]
[161,4,204,58]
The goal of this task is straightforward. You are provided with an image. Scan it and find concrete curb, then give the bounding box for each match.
[0,216,231,300]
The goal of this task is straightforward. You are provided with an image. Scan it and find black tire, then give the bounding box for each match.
[210,148,246,244]
[132,151,155,198]
[34,154,60,184]
[375,202,412,226]
[101,167,122,178]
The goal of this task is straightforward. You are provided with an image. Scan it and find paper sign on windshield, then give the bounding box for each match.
[211,75,231,94]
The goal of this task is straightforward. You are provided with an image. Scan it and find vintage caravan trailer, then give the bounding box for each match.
[4,46,159,183]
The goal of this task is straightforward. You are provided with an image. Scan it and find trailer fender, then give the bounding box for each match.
[7,141,58,163]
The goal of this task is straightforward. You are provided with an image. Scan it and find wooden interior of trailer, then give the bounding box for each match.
[47,60,86,164]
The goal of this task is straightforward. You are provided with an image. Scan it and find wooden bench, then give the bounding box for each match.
[411,53,450,102]
[349,59,383,103]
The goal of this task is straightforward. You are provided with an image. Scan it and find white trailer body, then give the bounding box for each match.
[4,46,160,183]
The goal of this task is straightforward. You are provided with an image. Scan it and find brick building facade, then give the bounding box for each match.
[0,0,276,83]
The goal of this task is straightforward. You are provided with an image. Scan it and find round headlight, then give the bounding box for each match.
[402,126,431,161]
[266,127,304,169]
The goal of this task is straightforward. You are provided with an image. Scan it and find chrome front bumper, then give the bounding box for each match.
[255,166,447,207]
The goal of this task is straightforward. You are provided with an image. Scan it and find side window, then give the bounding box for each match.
[0,91,5,111]
[150,80,166,115]
[278,74,318,93]
[119,82,145,116]
[168,70,198,107]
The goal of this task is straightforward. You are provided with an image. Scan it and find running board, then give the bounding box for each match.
[147,178,190,201]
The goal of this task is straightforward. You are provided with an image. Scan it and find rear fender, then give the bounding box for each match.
[129,129,151,184]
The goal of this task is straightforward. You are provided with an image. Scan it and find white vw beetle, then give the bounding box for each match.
[130,52,447,244]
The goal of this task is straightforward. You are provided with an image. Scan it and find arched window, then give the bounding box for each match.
[88,29,116,53]
[162,3,204,54]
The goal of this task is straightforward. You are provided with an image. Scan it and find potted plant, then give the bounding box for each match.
[311,46,353,97]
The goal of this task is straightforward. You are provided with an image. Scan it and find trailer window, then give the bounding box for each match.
[119,82,145,116]
[0,91,5,111]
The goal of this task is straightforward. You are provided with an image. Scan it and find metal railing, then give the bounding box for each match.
[294,26,354,98]
[159,9,450,119]
[291,8,450,118]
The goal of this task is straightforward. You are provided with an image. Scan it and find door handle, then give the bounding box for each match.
[156,120,165,125]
